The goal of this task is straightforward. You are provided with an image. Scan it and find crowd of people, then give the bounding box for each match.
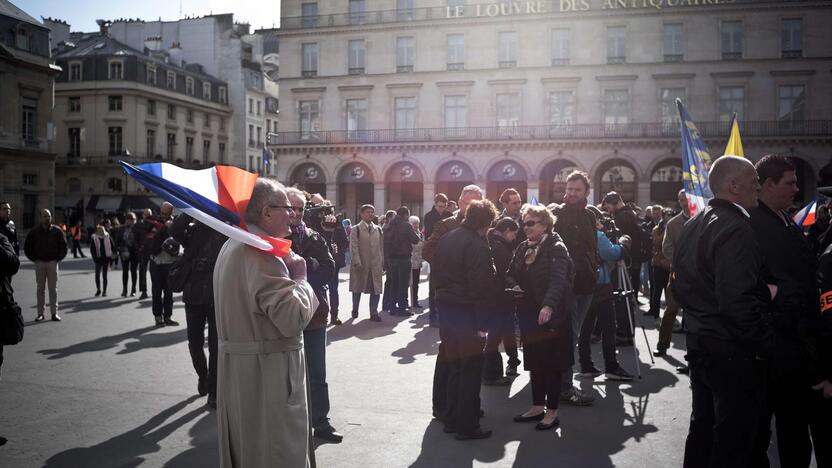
[1,151,831,466]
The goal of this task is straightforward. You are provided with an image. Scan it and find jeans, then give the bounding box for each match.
[138,257,149,293]
[578,296,618,372]
[388,258,411,311]
[94,260,109,292]
[561,293,593,391]
[684,353,767,468]
[303,327,332,431]
[185,303,217,398]
[649,266,670,318]
[328,267,340,320]
[35,260,59,316]
[149,261,173,318]
[121,252,138,293]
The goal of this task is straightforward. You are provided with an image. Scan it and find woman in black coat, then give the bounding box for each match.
[507,205,574,431]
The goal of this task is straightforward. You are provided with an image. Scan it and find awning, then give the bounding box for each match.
[86,195,122,212]
[54,195,83,208]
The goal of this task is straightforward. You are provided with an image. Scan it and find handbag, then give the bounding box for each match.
[167,256,192,293]
[1,301,24,345]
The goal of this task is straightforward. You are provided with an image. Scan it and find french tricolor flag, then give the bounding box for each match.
[793,199,817,227]
[121,162,291,257]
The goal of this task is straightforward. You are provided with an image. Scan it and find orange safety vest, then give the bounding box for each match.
[70,225,82,240]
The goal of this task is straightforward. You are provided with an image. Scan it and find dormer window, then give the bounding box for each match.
[167,71,176,90]
[108,60,123,80]
[185,77,195,96]
[219,86,227,105]
[203,82,211,100]
[16,26,29,51]
[68,62,82,81]
[146,65,157,85]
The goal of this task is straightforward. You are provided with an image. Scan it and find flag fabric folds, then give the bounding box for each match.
[676,99,714,217]
[120,162,292,258]
[793,199,817,227]
[724,113,745,157]
[529,195,539,206]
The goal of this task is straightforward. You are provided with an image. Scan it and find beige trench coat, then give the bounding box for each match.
[213,236,318,468]
[348,220,384,294]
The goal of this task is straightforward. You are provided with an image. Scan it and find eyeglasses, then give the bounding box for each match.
[523,220,541,228]
[268,205,295,212]
[290,206,305,213]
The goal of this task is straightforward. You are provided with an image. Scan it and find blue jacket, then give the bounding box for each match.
[596,230,623,285]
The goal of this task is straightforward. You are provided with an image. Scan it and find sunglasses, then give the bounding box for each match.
[523,220,541,228]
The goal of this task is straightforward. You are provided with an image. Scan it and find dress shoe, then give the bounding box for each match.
[197,379,208,396]
[314,428,344,443]
[483,376,512,386]
[139,292,148,300]
[51,314,62,322]
[130,288,136,297]
[369,313,382,322]
[676,365,690,375]
[102,290,107,297]
[35,314,45,322]
[653,348,667,357]
[155,316,165,327]
[455,429,492,440]
[95,290,101,297]
[121,290,127,297]
[513,412,545,423]
[535,417,561,431]
[164,319,179,326]
[331,318,343,326]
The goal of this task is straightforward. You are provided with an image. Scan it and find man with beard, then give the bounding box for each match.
[551,171,597,406]
[499,188,525,245]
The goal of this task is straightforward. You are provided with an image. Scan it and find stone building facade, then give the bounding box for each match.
[51,32,232,226]
[273,0,832,220]
[0,0,60,233]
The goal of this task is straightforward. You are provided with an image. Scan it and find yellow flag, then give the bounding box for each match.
[724,113,745,157]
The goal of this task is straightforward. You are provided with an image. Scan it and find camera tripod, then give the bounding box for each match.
[613,259,655,379]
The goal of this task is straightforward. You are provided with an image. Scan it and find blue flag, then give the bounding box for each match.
[676,99,713,216]
[530,195,539,206]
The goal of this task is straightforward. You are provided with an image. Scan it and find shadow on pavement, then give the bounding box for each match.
[408,366,674,468]
[36,325,186,359]
[391,316,440,364]
[42,396,207,468]
[326,312,411,344]
[163,412,218,468]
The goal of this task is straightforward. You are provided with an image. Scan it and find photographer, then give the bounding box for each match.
[577,207,634,381]
[169,214,227,409]
[305,198,349,325]
[148,202,178,327]
[286,188,342,443]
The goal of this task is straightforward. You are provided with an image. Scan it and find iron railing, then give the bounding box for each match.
[268,120,832,146]
[53,153,212,167]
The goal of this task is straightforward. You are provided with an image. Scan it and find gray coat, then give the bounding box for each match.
[349,220,384,294]
[213,230,318,468]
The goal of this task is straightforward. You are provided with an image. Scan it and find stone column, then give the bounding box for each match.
[637,179,651,207]
[326,182,337,203]
[374,183,386,213]
[422,183,435,212]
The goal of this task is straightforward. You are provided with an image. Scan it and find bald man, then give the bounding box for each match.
[23,209,68,321]
[672,156,776,468]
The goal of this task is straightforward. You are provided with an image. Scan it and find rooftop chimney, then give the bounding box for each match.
[95,19,112,36]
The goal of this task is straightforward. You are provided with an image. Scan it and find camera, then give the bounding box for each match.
[304,203,339,230]
[598,214,622,242]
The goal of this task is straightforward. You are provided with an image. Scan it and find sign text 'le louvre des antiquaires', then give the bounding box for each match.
[446,0,738,18]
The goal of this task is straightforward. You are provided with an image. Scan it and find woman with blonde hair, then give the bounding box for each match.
[507,204,574,431]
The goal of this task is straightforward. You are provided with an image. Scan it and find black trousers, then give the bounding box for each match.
[428,273,437,321]
[72,239,85,257]
[432,301,449,417]
[751,373,832,468]
[121,252,138,293]
[94,260,109,292]
[482,310,520,381]
[185,303,217,398]
[649,266,670,318]
[149,262,173,318]
[352,292,380,315]
[684,354,767,468]
[328,266,340,320]
[410,268,420,306]
[443,325,485,435]
[138,257,150,293]
[578,296,618,372]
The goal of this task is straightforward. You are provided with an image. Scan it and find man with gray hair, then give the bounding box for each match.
[23,209,68,321]
[213,178,319,468]
[672,156,776,468]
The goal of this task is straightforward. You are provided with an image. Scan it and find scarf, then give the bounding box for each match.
[524,234,548,265]
[562,196,588,210]
[94,233,112,258]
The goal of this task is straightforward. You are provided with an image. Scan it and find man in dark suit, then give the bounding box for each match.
[673,156,776,468]
[423,193,451,325]
[748,155,828,467]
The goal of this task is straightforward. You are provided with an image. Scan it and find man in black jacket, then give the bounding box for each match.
[148,203,178,326]
[116,212,139,297]
[24,209,68,322]
[748,155,828,467]
[132,209,156,299]
[433,199,498,440]
[1,232,20,380]
[0,202,18,256]
[285,188,342,443]
[386,206,420,316]
[423,193,451,322]
[673,156,776,468]
[553,171,598,406]
[170,214,227,409]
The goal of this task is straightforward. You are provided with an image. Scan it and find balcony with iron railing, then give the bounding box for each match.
[56,152,213,167]
[268,120,832,146]
[0,133,54,153]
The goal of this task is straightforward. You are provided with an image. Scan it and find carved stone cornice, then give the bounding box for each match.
[337,84,375,91]
[487,78,528,86]
[291,86,327,93]
[769,69,816,77]
[385,82,424,89]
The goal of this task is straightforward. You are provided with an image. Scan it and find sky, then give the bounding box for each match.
[21,0,281,32]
